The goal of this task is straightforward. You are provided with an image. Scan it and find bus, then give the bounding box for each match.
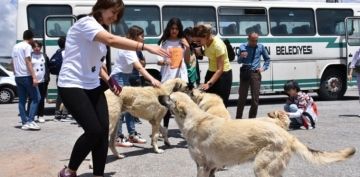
[17,0,360,100]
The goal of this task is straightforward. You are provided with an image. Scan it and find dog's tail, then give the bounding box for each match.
[291,137,356,165]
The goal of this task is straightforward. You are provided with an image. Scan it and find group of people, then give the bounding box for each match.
[11,31,71,131]
[11,0,360,177]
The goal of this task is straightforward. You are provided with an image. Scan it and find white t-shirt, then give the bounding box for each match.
[31,53,46,83]
[111,49,138,74]
[57,16,107,89]
[11,41,32,77]
[159,39,188,83]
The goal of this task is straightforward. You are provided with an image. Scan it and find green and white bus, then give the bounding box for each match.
[17,0,360,100]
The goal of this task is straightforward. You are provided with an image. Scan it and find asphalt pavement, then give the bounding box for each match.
[0,89,359,177]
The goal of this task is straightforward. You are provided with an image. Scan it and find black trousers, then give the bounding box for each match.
[59,86,109,176]
[205,70,233,107]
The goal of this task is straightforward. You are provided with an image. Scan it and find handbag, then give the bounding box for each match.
[240,45,257,81]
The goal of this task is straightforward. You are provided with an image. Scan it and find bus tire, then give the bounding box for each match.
[318,68,346,100]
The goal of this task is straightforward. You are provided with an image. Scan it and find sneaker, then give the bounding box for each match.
[134,117,142,124]
[60,117,74,122]
[115,137,133,147]
[21,123,31,130]
[38,117,45,123]
[28,121,41,130]
[129,133,147,144]
[58,166,77,177]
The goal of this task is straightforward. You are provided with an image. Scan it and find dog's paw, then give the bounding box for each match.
[155,149,164,154]
[164,141,171,147]
[116,154,125,159]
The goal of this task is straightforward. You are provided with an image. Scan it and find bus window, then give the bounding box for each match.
[27,5,72,38]
[347,19,360,46]
[270,8,315,36]
[218,7,268,36]
[112,6,161,37]
[162,6,217,33]
[316,9,353,36]
[46,17,73,37]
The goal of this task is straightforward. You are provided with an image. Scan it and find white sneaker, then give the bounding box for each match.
[21,123,31,130]
[28,121,41,130]
[38,117,45,123]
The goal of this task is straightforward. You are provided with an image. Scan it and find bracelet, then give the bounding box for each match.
[141,43,145,50]
[136,42,140,51]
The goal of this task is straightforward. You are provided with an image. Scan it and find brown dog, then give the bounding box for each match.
[106,78,191,158]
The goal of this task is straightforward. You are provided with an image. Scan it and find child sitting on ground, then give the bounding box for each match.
[283,80,318,130]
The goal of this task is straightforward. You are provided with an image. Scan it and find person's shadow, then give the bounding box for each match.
[78,172,116,177]
[339,114,360,118]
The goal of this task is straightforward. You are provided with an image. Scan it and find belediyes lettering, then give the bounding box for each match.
[276,46,312,55]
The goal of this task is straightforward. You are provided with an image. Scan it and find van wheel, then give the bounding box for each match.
[0,87,15,104]
[318,69,346,100]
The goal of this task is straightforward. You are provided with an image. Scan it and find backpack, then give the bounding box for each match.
[223,39,235,61]
[48,49,63,75]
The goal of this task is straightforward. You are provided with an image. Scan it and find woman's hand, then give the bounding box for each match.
[144,45,170,58]
[151,79,161,88]
[348,74,353,81]
[108,77,122,96]
[32,78,39,87]
[200,83,210,91]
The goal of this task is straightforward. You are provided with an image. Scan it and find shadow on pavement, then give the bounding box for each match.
[228,95,359,107]
[339,114,360,118]
[78,172,116,177]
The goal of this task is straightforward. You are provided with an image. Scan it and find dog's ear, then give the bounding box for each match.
[158,95,171,107]
[172,82,182,92]
[187,83,194,91]
[267,111,276,119]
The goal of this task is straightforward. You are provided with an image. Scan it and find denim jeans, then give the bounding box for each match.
[284,104,298,113]
[112,72,136,136]
[15,76,40,124]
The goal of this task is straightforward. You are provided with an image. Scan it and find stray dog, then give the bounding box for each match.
[107,78,191,158]
[189,89,290,129]
[159,92,356,177]
[189,88,231,119]
[257,110,291,130]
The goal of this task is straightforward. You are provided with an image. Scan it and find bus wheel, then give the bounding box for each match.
[318,69,346,100]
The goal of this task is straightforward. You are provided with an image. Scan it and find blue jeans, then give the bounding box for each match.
[112,72,136,136]
[15,76,40,124]
[284,104,298,113]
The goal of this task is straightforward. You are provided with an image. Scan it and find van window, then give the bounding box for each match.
[316,9,353,36]
[112,6,161,37]
[218,7,268,36]
[162,6,217,33]
[270,8,315,36]
[27,5,72,38]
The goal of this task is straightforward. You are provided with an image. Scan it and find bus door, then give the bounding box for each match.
[43,15,76,101]
[345,17,360,83]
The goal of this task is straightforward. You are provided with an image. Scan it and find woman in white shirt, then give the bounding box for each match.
[57,1,168,177]
[28,41,49,123]
[111,25,161,147]
[157,17,190,131]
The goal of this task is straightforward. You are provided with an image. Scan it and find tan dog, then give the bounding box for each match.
[189,88,231,119]
[159,92,355,177]
[106,78,190,159]
[189,89,290,129]
[257,110,291,130]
